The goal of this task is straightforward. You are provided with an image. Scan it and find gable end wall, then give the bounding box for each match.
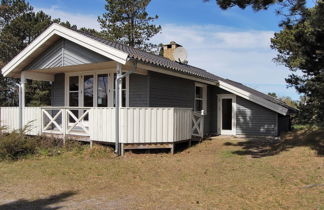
[25,39,109,71]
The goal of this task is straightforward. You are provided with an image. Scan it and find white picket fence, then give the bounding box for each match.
[0,107,195,143]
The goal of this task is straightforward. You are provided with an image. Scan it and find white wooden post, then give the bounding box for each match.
[62,108,66,145]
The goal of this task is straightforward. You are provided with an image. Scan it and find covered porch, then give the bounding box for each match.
[0,61,204,154]
[0,24,206,154]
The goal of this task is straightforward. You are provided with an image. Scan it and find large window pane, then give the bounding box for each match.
[69,76,79,91]
[69,76,79,107]
[83,75,93,107]
[97,74,108,107]
[69,92,79,107]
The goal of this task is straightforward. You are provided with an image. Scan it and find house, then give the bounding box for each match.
[0,24,296,155]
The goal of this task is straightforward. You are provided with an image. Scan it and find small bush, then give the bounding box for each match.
[0,127,116,160]
[0,130,37,160]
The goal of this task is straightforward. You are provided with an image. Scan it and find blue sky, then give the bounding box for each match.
[29,0,300,100]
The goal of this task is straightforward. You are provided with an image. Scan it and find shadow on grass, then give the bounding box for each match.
[0,191,77,210]
[224,128,324,158]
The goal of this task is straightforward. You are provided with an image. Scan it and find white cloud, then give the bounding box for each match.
[35,6,101,30]
[32,6,298,99]
[151,24,298,99]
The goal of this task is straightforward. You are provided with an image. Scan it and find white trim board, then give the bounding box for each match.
[218,81,288,116]
[1,23,129,77]
[21,71,54,82]
[194,82,207,114]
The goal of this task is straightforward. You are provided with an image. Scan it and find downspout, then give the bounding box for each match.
[115,60,137,155]
[18,72,26,131]
[17,83,22,130]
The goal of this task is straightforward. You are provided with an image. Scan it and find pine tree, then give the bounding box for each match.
[98,0,161,52]
[270,1,324,124]
[0,0,33,106]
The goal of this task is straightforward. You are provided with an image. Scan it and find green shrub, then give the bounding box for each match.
[0,130,37,160]
[0,126,107,160]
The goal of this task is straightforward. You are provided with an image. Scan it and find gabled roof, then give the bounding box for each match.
[78,30,222,82]
[1,23,295,115]
[79,29,295,115]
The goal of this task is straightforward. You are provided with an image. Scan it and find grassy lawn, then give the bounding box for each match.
[0,130,323,209]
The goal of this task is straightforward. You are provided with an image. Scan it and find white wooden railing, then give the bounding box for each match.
[0,107,193,143]
[90,107,192,143]
[0,107,41,135]
[41,107,90,136]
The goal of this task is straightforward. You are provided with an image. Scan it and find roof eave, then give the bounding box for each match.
[218,80,289,115]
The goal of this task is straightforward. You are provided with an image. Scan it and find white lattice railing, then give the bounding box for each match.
[41,107,90,136]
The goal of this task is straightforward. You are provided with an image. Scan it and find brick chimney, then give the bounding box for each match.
[163,41,182,61]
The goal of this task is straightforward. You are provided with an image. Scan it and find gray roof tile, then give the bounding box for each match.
[78,30,296,112]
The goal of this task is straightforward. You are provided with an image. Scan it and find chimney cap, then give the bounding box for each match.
[163,41,182,47]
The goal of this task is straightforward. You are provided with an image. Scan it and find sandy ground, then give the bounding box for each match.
[0,134,323,210]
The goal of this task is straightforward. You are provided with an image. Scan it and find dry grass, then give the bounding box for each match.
[0,130,323,210]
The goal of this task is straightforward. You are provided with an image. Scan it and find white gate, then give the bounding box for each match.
[192,112,204,138]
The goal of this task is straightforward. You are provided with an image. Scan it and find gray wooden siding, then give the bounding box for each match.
[25,39,109,70]
[49,71,280,137]
[204,86,213,134]
[236,96,277,136]
[51,73,65,106]
[148,72,194,108]
[129,74,150,107]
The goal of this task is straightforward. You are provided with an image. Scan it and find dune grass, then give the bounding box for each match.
[0,129,323,209]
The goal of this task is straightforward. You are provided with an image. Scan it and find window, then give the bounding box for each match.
[194,83,207,114]
[83,75,94,107]
[97,74,108,107]
[66,72,129,108]
[113,74,128,107]
[69,76,79,107]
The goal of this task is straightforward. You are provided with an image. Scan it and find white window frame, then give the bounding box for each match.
[194,82,207,114]
[112,74,129,107]
[217,94,236,135]
[64,70,129,107]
